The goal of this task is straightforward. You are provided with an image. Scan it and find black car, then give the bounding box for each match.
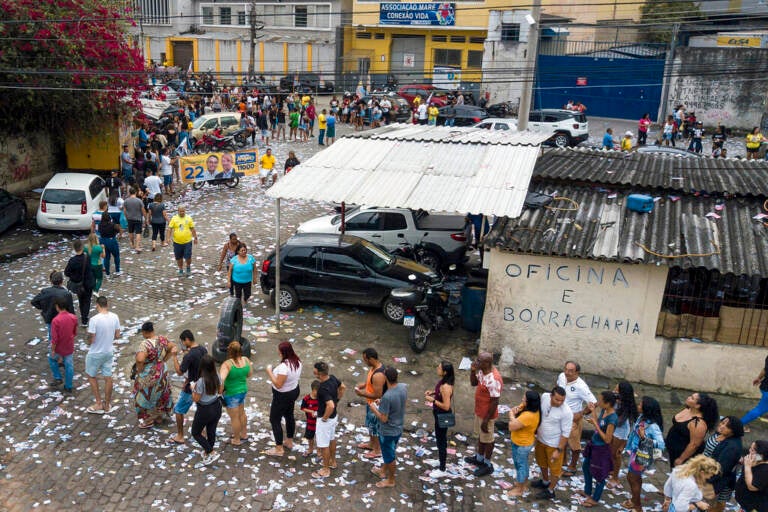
[0,189,27,235]
[279,73,334,93]
[359,94,412,124]
[259,233,439,322]
[437,105,488,126]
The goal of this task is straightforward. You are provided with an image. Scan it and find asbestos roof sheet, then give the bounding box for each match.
[487,183,768,276]
[534,148,768,197]
[267,125,550,217]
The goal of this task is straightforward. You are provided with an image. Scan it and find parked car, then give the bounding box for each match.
[436,105,489,127]
[259,233,439,322]
[473,118,518,131]
[36,173,108,231]
[190,112,242,142]
[0,188,27,235]
[396,85,451,107]
[297,206,468,270]
[279,73,334,93]
[359,93,412,124]
[636,146,702,157]
[525,109,589,148]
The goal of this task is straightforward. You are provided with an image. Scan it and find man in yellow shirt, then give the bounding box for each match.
[166,205,198,277]
[259,147,277,187]
[301,94,311,108]
[318,109,328,146]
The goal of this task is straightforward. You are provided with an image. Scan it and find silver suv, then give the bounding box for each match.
[527,109,589,148]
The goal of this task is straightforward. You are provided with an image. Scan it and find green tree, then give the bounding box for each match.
[0,0,145,132]
[640,1,703,43]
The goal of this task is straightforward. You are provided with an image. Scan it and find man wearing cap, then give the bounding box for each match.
[120,144,134,184]
[621,131,634,151]
[259,147,277,187]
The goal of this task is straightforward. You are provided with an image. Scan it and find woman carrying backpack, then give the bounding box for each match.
[623,396,666,512]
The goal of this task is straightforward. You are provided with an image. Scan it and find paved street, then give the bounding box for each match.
[0,118,759,512]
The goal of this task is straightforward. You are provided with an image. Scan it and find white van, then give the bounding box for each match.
[36,173,108,231]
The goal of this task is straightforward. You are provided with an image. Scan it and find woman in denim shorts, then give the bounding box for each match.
[219,341,252,445]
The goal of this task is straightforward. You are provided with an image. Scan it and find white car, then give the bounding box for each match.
[473,118,518,131]
[526,109,589,148]
[36,173,108,231]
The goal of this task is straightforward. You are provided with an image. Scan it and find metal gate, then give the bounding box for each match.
[172,41,194,72]
[390,35,425,84]
[535,42,667,120]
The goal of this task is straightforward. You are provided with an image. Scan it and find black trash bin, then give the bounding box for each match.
[461,284,487,332]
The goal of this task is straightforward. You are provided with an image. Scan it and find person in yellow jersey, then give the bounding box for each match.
[621,131,634,152]
[318,109,327,146]
[746,127,765,160]
[427,103,439,126]
[259,147,277,187]
[167,205,198,277]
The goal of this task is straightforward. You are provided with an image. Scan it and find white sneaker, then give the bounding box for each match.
[429,469,449,479]
[202,451,220,466]
[113,271,122,277]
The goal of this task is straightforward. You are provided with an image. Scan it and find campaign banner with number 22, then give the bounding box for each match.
[180,150,259,183]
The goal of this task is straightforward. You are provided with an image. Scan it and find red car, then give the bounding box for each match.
[396,85,451,107]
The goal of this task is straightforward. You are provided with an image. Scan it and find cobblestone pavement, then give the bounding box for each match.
[0,114,760,512]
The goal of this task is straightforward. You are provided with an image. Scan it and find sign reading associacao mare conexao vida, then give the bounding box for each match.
[379,3,456,26]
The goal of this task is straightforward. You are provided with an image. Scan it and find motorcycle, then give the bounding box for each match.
[191,174,239,190]
[232,128,251,148]
[389,272,458,353]
[194,133,237,153]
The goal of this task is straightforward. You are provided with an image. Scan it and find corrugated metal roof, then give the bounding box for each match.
[534,148,768,197]
[487,183,768,276]
[267,125,550,217]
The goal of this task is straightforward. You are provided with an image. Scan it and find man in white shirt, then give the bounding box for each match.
[417,102,428,125]
[532,386,573,500]
[85,296,121,415]
[159,148,174,194]
[556,360,597,476]
[144,170,163,198]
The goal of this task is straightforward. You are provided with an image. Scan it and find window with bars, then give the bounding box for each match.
[433,48,462,67]
[219,7,232,25]
[237,10,247,25]
[136,0,171,25]
[295,6,308,27]
[501,23,520,41]
[202,6,214,25]
[467,50,483,68]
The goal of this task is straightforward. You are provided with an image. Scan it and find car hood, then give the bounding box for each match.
[385,257,440,284]
[296,214,338,234]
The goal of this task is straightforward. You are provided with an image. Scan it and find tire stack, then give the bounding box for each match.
[212,297,251,363]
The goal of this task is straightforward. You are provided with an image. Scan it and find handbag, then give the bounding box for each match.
[436,412,456,428]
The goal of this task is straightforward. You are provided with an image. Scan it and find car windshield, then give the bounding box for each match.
[42,189,85,204]
[331,205,361,225]
[192,117,209,129]
[350,239,393,272]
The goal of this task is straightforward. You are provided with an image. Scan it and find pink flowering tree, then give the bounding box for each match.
[0,0,145,132]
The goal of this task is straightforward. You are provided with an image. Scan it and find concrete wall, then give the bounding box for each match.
[480,249,764,396]
[482,11,529,104]
[0,133,57,195]
[668,47,768,129]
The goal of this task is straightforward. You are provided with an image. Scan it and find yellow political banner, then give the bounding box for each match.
[716,36,763,48]
[180,150,259,183]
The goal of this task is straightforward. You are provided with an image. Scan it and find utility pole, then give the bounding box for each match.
[516,0,541,131]
[657,22,680,124]
[248,0,257,78]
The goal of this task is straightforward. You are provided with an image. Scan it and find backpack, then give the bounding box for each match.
[634,434,655,467]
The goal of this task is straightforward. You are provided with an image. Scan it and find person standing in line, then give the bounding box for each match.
[133,322,175,429]
[425,361,455,478]
[638,113,652,145]
[531,386,573,500]
[746,127,764,161]
[218,233,240,296]
[228,243,257,306]
[123,187,146,253]
[191,354,223,466]
[666,392,719,468]
[609,381,638,489]
[146,193,168,252]
[557,360,597,478]
[84,296,120,414]
[742,354,768,428]
[317,108,327,146]
[663,455,721,512]
[48,298,78,392]
[311,361,346,479]
[506,390,541,497]
[702,416,745,512]
[169,330,207,444]
[265,341,303,456]
[167,205,198,277]
[580,391,618,507]
[355,348,388,459]
[65,239,95,327]
[300,380,320,458]
[623,397,666,512]
[95,201,121,277]
[306,100,316,137]
[325,111,337,145]
[84,233,104,297]
[31,271,74,341]
[219,341,252,446]
[120,144,134,185]
[369,367,407,488]
[735,440,768,512]
[464,352,503,477]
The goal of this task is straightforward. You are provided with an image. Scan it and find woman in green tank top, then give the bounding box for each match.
[219,341,252,445]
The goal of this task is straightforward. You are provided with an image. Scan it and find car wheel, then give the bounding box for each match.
[271,285,299,311]
[553,132,570,148]
[17,204,27,226]
[192,181,205,190]
[382,297,405,323]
